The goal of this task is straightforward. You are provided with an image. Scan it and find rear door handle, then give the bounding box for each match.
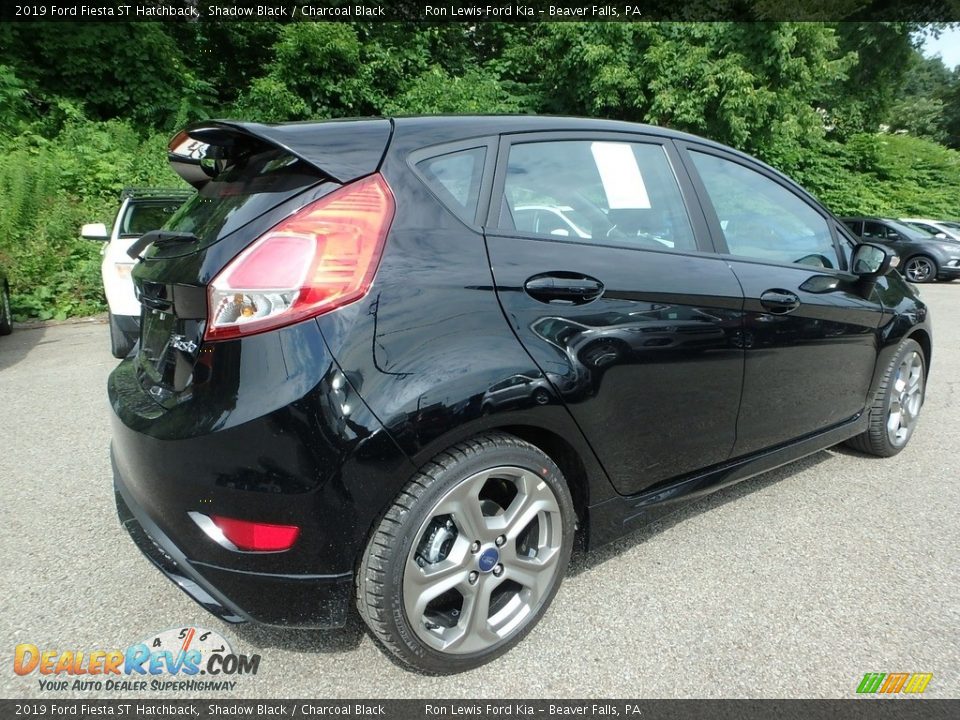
[524,274,605,305]
[759,289,801,314]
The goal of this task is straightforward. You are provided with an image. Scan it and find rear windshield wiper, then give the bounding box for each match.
[127,230,199,259]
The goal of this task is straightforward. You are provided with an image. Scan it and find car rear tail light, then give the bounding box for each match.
[205,173,395,341]
[207,515,301,552]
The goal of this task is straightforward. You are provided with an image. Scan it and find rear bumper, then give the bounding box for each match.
[114,464,353,628]
[108,320,416,629]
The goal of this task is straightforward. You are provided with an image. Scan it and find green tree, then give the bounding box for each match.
[0,23,210,131]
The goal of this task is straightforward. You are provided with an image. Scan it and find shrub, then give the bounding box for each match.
[0,117,182,320]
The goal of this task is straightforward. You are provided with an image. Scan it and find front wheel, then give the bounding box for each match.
[846,338,925,457]
[356,433,576,674]
[903,255,938,283]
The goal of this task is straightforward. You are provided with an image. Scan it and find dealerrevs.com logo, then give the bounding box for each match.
[13,627,260,692]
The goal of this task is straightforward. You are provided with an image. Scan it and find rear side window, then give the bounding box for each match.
[499,140,696,252]
[690,151,839,269]
[415,147,486,224]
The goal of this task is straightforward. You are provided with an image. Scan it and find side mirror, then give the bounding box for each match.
[81,223,109,241]
[934,232,948,239]
[549,228,570,237]
[852,242,898,277]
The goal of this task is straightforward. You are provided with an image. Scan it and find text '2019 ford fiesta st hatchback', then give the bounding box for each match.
[110,116,931,673]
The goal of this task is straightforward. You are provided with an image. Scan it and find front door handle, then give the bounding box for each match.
[760,289,801,314]
[524,273,605,305]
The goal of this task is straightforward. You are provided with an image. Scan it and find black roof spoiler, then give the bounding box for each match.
[167,119,392,190]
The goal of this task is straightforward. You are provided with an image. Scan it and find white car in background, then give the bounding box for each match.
[900,218,960,243]
[82,189,193,358]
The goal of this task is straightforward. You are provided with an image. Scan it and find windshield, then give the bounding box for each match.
[119,201,188,237]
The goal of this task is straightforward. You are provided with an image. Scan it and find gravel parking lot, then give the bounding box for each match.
[1,285,958,699]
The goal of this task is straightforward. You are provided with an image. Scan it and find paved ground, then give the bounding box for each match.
[1,286,957,699]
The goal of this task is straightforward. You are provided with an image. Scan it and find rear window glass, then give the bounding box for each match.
[415,147,486,223]
[164,148,322,245]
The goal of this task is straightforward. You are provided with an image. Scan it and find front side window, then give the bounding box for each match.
[862,221,890,240]
[690,151,839,269]
[835,223,860,268]
[866,220,919,241]
[500,140,696,252]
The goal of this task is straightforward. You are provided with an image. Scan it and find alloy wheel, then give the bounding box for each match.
[886,350,924,447]
[904,257,935,283]
[403,466,563,655]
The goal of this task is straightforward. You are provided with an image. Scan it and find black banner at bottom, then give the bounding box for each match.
[1,700,958,720]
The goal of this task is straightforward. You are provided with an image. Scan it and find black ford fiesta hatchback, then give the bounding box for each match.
[110,116,931,673]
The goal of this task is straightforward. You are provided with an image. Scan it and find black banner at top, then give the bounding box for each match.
[0,700,959,720]
[1,0,959,22]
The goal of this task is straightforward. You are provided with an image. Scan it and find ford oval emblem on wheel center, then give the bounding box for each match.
[477,547,499,573]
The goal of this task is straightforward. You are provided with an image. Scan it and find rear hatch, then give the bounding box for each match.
[130,119,392,405]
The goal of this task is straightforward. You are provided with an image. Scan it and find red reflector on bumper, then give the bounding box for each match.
[211,516,300,552]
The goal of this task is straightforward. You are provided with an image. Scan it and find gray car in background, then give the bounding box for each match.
[841,216,960,283]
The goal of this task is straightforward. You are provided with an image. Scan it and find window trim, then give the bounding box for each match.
[407,137,498,230]
[676,141,851,273]
[485,131,715,256]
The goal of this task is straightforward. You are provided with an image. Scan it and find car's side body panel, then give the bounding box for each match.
[673,143,887,455]
[312,124,616,511]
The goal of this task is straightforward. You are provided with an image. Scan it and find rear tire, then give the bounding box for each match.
[109,312,135,358]
[845,338,925,457]
[356,432,575,674]
[0,284,12,336]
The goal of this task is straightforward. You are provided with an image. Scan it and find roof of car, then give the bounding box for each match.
[391,114,696,138]
[186,115,808,197]
[388,114,754,156]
